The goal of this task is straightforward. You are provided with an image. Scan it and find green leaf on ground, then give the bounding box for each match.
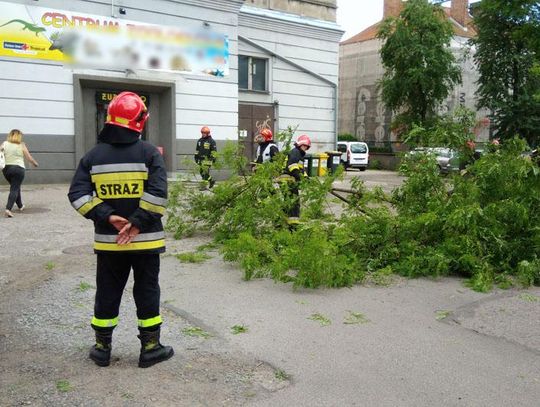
[231,325,248,334]
[308,313,331,326]
[182,326,211,339]
[175,252,211,263]
[435,310,451,320]
[343,311,370,325]
[519,293,539,303]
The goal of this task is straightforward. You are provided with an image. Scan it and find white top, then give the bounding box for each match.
[3,141,25,168]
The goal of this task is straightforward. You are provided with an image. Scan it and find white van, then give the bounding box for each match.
[337,142,369,171]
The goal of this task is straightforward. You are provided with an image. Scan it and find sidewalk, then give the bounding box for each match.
[1,183,539,406]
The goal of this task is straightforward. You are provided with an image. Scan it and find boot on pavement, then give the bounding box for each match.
[138,327,174,368]
[89,330,112,367]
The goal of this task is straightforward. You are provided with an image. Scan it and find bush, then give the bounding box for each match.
[338,133,357,141]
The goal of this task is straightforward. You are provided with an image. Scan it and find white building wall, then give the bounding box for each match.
[0,0,342,181]
[0,0,243,180]
[238,5,343,152]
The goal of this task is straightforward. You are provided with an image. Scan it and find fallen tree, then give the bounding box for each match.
[167,135,540,292]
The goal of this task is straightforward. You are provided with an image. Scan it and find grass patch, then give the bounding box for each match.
[274,369,290,381]
[45,261,55,271]
[56,380,72,393]
[182,326,211,339]
[230,325,248,334]
[76,281,93,292]
[308,313,331,326]
[175,252,211,263]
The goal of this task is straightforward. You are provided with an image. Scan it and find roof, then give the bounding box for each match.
[340,7,477,45]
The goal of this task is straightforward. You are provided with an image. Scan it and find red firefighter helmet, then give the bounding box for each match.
[260,128,273,141]
[296,134,311,149]
[201,126,211,136]
[106,92,148,132]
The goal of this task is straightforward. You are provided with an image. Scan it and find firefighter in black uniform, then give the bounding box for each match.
[282,134,311,226]
[68,92,173,368]
[194,126,217,188]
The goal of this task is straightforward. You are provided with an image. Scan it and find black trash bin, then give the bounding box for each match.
[326,151,342,174]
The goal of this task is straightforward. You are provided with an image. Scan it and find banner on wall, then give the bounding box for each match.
[0,1,229,77]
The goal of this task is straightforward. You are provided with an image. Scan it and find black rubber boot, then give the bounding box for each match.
[89,330,112,367]
[138,328,174,368]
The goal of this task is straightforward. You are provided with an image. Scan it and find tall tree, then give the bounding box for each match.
[472,0,540,147]
[377,0,462,128]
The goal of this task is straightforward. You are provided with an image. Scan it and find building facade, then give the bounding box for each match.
[338,0,489,153]
[0,0,342,183]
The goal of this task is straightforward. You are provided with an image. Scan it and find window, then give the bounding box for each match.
[239,55,267,91]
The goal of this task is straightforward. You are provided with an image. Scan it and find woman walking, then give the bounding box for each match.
[1,129,39,218]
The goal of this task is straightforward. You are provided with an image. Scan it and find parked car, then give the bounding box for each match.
[409,147,459,174]
[337,142,369,171]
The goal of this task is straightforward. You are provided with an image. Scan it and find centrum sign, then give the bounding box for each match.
[0,1,229,76]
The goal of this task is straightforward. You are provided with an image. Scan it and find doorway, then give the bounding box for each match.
[238,103,275,162]
[95,90,150,142]
[74,75,176,172]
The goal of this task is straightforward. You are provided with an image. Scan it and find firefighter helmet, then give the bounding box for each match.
[106,92,148,132]
[260,128,273,141]
[296,134,311,149]
[201,126,211,136]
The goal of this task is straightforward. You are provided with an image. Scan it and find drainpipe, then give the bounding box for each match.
[333,84,338,150]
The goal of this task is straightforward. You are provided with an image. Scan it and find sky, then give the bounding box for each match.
[336,1,465,43]
[336,0,384,42]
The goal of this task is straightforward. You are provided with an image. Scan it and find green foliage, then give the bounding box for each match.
[368,159,383,170]
[167,131,540,292]
[472,0,540,147]
[404,107,476,149]
[378,0,461,127]
[338,133,357,141]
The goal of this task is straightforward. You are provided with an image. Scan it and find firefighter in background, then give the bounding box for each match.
[255,128,279,165]
[194,126,217,188]
[282,134,311,226]
[68,92,173,368]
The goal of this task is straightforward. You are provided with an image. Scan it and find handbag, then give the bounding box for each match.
[0,142,5,170]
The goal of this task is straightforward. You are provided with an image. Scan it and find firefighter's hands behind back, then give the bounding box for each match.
[116,222,141,245]
[109,215,129,232]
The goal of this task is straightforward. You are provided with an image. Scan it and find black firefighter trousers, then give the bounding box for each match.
[93,253,161,332]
